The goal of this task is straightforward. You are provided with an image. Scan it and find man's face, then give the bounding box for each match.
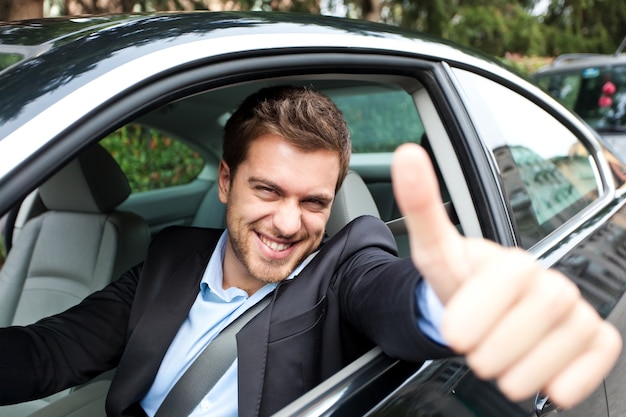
[218,133,340,293]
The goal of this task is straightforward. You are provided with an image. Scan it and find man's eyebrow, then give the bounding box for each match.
[248,176,334,204]
[248,176,282,192]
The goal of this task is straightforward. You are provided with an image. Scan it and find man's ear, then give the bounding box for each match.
[217,160,231,204]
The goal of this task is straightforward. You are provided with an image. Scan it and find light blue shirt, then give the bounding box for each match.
[141,230,444,416]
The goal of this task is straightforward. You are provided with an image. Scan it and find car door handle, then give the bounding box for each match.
[535,393,560,416]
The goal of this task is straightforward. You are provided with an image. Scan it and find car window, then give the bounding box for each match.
[327,86,428,228]
[452,68,599,249]
[534,64,626,131]
[99,124,205,193]
[331,89,424,153]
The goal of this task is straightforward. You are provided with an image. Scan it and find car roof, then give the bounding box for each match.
[534,37,626,76]
[0,11,511,131]
[0,11,525,169]
[537,54,626,73]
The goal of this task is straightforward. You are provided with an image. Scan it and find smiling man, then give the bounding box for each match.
[0,85,621,417]
[218,133,338,293]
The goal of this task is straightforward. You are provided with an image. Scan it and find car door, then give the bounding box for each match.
[272,57,626,416]
[449,67,626,417]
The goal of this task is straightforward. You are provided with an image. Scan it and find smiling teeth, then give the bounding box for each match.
[261,236,291,252]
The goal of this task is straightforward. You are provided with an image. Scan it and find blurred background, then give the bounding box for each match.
[1,0,625,75]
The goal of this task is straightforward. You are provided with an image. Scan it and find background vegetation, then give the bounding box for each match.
[2,0,624,57]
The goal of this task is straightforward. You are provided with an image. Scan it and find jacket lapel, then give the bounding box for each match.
[107,250,209,414]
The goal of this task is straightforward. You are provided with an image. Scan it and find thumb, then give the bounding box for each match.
[391,143,470,303]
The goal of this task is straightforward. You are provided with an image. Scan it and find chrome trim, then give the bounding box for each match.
[0,31,500,180]
[272,347,431,417]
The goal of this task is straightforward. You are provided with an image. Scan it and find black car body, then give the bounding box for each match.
[1,12,626,417]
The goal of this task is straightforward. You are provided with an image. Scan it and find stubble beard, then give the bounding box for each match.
[228,219,315,285]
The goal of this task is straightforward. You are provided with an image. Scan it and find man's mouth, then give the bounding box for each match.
[259,234,294,252]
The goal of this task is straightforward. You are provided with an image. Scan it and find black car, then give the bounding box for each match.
[1,11,626,417]
[533,38,626,163]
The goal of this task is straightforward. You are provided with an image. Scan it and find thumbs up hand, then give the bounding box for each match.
[392,143,621,408]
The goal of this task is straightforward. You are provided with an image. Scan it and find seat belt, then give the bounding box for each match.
[154,295,272,417]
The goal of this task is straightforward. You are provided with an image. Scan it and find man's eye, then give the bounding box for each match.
[256,186,278,196]
[304,199,328,210]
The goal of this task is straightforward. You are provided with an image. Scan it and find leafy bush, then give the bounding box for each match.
[100,125,205,193]
[499,54,554,77]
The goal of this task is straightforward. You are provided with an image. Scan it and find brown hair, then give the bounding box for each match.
[222,85,351,192]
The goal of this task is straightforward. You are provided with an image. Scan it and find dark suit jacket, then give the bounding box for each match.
[0,215,451,417]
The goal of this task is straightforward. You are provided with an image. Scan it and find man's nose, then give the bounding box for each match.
[273,200,302,237]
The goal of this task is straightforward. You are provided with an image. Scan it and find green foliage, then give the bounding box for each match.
[0,53,22,71]
[542,0,626,55]
[100,125,205,193]
[499,54,554,77]
[379,0,626,58]
[333,90,424,152]
[447,4,512,56]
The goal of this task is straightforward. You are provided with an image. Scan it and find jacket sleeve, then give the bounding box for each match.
[333,216,453,362]
[0,263,141,405]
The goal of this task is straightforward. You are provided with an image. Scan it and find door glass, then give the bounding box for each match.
[452,68,600,248]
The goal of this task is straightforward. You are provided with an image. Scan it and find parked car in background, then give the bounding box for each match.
[533,37,626,163]
[1,12,626,417]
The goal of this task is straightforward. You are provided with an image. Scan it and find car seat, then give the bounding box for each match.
[0,143,151,327]
[326,170,381,237]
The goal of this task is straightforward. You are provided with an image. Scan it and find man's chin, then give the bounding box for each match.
[251,260,298,284]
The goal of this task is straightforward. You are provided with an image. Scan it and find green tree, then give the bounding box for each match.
[542,0,626,55]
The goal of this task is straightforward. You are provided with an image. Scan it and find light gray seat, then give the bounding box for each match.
[326,170,381,237]
[0,143,151,327]
[0,144,151,416]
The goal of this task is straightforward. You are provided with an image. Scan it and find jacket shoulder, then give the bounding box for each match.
[148,226,224,259]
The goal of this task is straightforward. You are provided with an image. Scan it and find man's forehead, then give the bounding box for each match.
[241,134,341,193]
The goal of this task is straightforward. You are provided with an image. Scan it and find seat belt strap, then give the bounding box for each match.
[154,294,272,417]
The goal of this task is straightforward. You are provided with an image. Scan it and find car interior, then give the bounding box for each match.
[0,75,467,416]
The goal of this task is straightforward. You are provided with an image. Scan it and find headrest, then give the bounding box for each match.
[39,144,131,213]
[326,170,381,237]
